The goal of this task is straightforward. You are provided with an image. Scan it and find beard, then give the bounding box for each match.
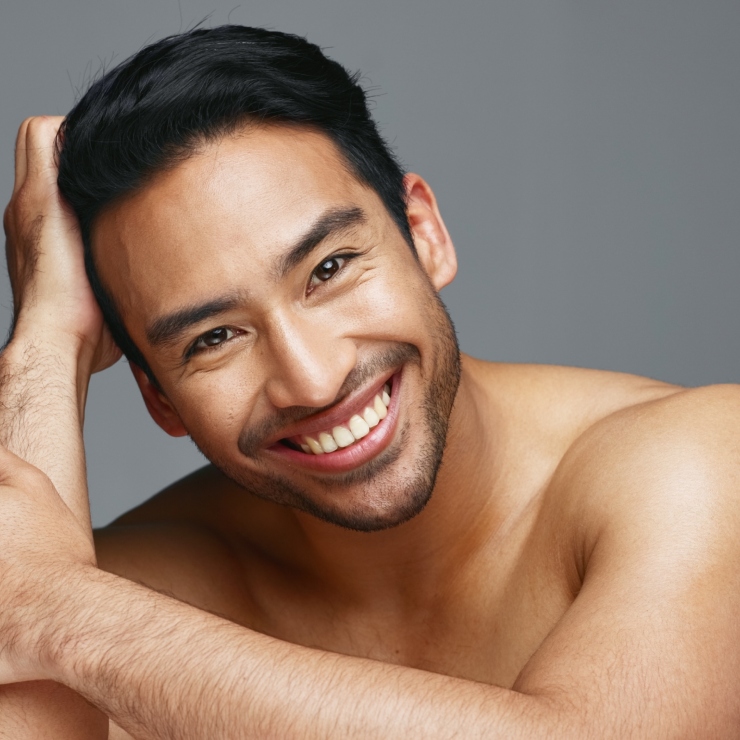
[189,290,461,532]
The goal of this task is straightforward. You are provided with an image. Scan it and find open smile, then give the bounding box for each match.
[265,370,402,473]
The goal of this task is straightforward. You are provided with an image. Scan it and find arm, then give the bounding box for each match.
[0,116,116,737]
[1,389,739,738]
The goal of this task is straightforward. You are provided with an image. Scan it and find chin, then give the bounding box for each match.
[194,393,451,531]
[204,421,440,532]
[297,465,440,533]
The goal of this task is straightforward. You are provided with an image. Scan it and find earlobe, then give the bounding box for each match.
[129,364,189,437]
[404,173,458,291]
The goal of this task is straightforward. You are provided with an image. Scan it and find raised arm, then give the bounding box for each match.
[1,389,739,738]
[2,116,120,520]
[0,116,115,737]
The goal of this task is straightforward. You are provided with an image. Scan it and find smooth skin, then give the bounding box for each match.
[0,116,739,738]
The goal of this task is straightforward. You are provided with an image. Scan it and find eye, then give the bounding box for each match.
[310,256,347,287]
[192,327,235,353]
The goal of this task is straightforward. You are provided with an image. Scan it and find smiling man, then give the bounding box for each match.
[93,126,462,536]
[1,25,739,739]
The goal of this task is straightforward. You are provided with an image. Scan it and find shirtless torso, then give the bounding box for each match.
[95,360,699,737]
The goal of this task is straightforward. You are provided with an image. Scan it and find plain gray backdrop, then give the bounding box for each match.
[1,1,738,526]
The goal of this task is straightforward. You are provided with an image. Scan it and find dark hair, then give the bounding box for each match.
[57,24,411,382]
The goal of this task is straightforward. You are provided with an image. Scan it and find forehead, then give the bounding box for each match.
[91,124,379,324]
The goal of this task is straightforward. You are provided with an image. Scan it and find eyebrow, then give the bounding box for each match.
[273,206,366,280]
[146,294,244,349]
[144,206,366,350]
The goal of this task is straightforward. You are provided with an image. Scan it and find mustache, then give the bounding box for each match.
[238,343,420,458]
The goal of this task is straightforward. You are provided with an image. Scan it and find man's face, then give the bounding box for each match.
[93,124,461,531]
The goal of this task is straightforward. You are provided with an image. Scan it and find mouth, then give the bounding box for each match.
[264,370,402,473]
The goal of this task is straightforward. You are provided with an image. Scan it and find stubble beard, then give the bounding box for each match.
[190,292,461,532]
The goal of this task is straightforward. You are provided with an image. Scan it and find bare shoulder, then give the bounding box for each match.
[94,464,252,619]
[550,382,740,568]
[514,383,740,731]
[472,358,679,412]
[560,381,740,496]
[469,357,686,470]
[489,361,740,594]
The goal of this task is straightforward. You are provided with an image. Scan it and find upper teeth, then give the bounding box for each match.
[299,384,391,455]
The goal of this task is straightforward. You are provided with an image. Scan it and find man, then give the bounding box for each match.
[0,24,739,738]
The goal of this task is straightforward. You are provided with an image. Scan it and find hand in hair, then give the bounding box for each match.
[3,116,120,373]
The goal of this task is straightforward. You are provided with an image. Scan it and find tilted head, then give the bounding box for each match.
[58,24,413,382]
[57,25,462,531]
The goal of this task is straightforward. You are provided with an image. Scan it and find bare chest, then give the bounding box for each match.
[225,529,576,688]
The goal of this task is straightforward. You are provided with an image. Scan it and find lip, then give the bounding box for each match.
[263,369,403,474]
[264,365,397,444]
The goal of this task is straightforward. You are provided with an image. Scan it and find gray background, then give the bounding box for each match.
[1,1,738,526]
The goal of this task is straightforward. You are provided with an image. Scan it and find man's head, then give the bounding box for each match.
[57,25,462,531]
[58,25,412,379]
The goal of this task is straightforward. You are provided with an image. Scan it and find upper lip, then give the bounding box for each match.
[264,368,397,447]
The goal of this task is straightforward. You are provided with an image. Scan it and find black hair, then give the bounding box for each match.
[56,24,412,382]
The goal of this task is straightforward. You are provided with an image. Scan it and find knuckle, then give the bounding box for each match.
[24,116,44,136]
[13,179,51,217]
[18,116,35,134]
[5,188,32,227]
[26,115,61,141]
[3,202,14,233]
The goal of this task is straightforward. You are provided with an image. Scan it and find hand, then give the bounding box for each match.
[3,116,120,372]
[0,445,95,685]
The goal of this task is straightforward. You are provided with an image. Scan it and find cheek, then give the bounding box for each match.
[333,263,434,344]
[168,368,255,446]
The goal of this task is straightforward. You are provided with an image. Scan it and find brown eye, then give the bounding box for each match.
[193,327,234,351]
[311,256,346,285]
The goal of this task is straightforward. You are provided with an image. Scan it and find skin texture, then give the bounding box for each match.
[1,117,740,738]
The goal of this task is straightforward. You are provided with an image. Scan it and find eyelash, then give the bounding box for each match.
[184,253,358,360]
[307,253,355,292]
[184,327,239,361]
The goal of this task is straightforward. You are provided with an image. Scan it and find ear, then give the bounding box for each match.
[129,364,188,437]
[403,173,458,290]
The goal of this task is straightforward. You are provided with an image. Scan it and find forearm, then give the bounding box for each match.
[41,567,559,740]
[0,336,106,738]
[0,327,93,530]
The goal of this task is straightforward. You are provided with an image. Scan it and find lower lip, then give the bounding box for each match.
[264,371,403,474]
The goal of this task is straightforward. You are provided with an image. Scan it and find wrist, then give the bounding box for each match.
[36,567,154,690]
[0,562,95,685]
[9,308,94,361]
[3,317,96,408]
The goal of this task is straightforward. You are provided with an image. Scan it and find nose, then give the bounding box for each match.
[262,309,357,410]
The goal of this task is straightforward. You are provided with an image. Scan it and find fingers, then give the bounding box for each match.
[13,118,31,193]
[13,116,64,196]
[25,116,64,187]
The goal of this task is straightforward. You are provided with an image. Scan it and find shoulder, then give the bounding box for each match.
[551,383,740,574]
[513,385,740,732]
[561,382,740,493]
[469,358,679,433]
